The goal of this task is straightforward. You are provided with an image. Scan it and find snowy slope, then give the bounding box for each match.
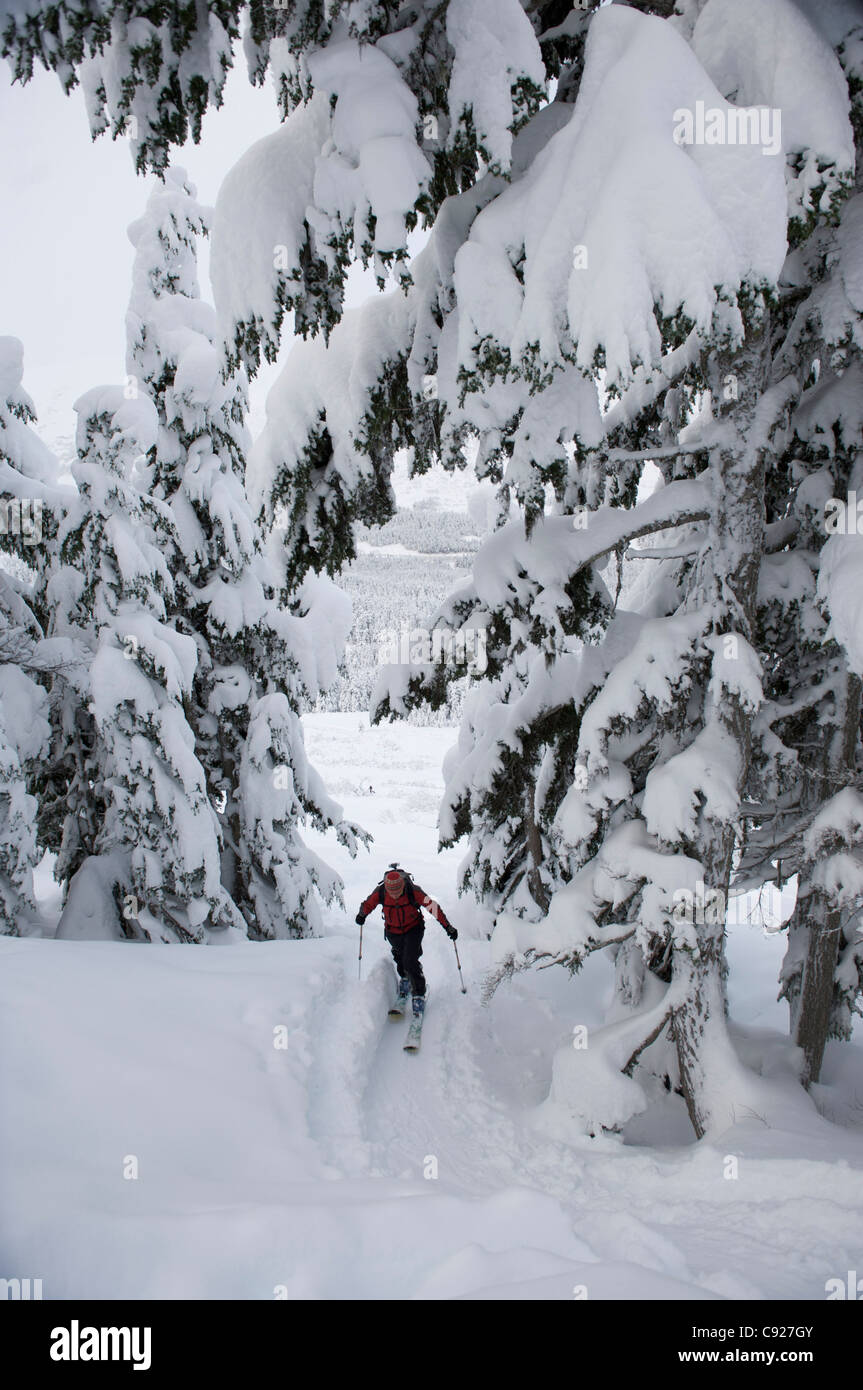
[2,713,863,1301]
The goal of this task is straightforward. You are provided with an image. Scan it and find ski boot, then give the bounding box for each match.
[388,975,411,1019]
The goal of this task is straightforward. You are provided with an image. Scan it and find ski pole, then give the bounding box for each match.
[358,918,364,982]
[452,937,467,994]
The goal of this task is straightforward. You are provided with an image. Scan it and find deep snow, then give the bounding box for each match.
[2,712,863,1300]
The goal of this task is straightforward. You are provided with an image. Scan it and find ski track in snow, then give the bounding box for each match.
[350,953,863,1300]
[341,947,863,1301]
[4,713,863,1300]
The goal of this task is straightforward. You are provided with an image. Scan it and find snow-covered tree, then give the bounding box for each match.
[0,598,51,936]
[49,383,245,942]
[739,44,863,1086]
[124,168,365,938]
[0,336,61,933]
[0,335,60,611]
[456,2,858,1132]
[0,660,50,935]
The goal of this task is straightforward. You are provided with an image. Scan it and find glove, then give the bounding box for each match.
[355,912,366,926]
[446,925,458,941]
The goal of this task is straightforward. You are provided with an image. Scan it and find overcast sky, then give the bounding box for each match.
[0,55,311,456]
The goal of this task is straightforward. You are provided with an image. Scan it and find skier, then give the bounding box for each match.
[355,865,457,1031]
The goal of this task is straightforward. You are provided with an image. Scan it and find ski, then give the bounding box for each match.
[404,1008,425,1052]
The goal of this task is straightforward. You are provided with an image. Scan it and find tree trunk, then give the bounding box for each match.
[794,889,843,1087]
[670,941,737,1138]
[790,671,861,1085]
[525,781,550,912]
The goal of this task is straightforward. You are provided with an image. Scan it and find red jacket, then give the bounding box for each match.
[359,881,453,935]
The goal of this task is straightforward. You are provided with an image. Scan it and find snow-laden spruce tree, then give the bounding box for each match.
[0,680,46,935]
[738,38,863,1087]
[0,338,55,933]
[451,1,856,1135]
[0,335,61,613]
[124,169,365,938]
[48,383,245,943]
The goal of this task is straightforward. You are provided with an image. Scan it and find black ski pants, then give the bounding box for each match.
[386,923,426,996]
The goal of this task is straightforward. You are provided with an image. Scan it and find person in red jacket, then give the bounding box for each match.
[356,865,457,1009]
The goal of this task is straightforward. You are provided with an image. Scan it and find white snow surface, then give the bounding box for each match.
[4,713,863,1300]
